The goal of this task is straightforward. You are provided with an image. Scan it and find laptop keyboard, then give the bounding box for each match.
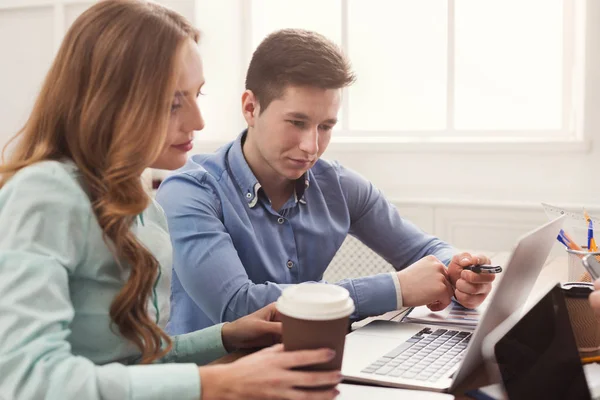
[360,327,471,382]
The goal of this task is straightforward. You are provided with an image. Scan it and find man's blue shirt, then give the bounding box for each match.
[157,132,454,334]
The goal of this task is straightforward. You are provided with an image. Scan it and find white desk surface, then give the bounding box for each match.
[338,383,454,399]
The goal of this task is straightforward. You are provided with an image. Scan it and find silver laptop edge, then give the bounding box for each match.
[341,215,566,392]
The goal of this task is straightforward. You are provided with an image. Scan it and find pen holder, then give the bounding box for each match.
[562,282,600,353]
[566,248,600,282]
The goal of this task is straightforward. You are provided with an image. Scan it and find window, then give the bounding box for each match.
[247,0,584,142]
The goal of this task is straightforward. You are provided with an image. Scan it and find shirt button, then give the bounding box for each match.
[246,193,252,198]
[286,260,294,269]
[277,217,285,224]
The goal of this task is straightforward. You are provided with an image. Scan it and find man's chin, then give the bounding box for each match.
[272,161,311,181]
[281,169,307,181]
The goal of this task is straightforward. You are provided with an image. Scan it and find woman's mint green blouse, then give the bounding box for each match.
[0,161,228,400]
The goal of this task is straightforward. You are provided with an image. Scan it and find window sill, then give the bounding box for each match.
[323,136,591,154]
[194,136,591,154]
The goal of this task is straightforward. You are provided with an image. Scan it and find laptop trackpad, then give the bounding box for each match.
[343,321,424,373]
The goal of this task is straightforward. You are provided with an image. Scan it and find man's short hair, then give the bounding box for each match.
[245,29,356,112]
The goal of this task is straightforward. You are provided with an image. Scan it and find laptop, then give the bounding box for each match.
[482,284,593,400]
[341,215,565,392]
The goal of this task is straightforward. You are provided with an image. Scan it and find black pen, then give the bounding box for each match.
[463,265,503,274]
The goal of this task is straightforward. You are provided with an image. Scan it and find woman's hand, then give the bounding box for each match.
[221,303,282,352]
[199,344,341,400]
[590,279,600,315]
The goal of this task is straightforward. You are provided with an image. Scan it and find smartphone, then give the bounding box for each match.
[463,264,503,274]
[581,254,600,281]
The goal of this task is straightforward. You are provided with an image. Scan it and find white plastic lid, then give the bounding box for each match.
[276,284,355,321]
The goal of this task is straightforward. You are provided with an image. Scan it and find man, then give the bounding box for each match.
[157,29,495,334]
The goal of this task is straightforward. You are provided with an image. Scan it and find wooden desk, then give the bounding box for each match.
[210,252,570,399]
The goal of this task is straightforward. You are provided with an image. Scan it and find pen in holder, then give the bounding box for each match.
[567,248,600,282]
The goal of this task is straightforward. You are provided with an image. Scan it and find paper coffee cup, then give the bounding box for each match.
[562,282,600,352]
[276,284,355,374]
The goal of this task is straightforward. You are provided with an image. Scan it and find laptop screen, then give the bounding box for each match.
[494,284,591,400]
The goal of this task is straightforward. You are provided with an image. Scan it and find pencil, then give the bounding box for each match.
[561,230,583,251]
[581,355,600,364]
[584,210,597,252]
[558,230,583,251]
[557,229,600,264]
[557,234,570,248]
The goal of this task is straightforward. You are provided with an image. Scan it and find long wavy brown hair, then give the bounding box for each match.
[0,0,199,363]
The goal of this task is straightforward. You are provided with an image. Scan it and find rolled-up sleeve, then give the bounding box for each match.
[335,163,456,309]
[337,163,455,267]
[334,273,399,317]
[162,324,228,365]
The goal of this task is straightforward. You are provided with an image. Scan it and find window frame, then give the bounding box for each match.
[238,0,589,153]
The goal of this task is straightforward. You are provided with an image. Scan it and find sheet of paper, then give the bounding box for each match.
[477,383,504,398]
[584,363,600,399]
[337,383,454,399]
[402,297,490,329]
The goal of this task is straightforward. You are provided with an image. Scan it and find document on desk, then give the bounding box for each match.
[337,383,454,399]
[584,363,600,400]
[401,298,490,329]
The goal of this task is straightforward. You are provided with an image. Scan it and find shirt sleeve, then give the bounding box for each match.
[389,272,404,308]
[157,173,297,324]
[162,324,228,365]
[0,165,200,400]
[157,171,404,321]
[335,163,456,299]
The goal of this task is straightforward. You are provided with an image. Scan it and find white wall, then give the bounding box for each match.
[330,0,600,250]
[190,0,600,251]
[0,1,57,152]
[1,0,597,252]
[0,0,196,151]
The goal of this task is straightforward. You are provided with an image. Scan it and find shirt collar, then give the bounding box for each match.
[228,130,311,208]
[294,174,310,205]
[228,131,262,208]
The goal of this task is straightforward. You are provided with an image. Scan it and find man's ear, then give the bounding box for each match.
[242,90,260,127]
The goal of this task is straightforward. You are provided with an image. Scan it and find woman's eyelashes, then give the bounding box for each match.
[171,89,204,114]
[171,93,183,113]
[171,102,182,112]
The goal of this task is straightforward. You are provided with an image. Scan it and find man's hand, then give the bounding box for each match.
[447,252,495,309]
[397,255,455,311]
[221,303,282,352]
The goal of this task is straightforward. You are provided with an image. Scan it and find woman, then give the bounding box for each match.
[0,1,341,399]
